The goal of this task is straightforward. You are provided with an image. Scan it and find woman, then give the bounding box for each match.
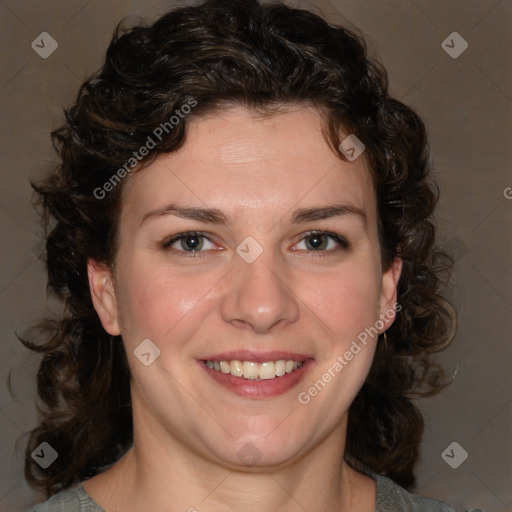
[24,0,456,510]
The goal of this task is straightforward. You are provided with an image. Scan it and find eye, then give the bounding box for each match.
[162,232,217,253]
[293,231,348,252]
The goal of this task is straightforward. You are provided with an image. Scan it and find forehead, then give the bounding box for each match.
[121,105,376,226]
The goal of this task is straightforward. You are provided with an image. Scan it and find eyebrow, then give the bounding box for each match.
[139,203,366,227]
[140,204,230,226]
[290,204,367,226]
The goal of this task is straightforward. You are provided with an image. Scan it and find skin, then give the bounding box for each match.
[86,105,402,512]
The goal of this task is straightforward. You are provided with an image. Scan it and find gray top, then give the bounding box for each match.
[29,473,455,511]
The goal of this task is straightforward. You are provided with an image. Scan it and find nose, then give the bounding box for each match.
[220,249,300,333]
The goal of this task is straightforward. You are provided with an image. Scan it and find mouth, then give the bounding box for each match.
[203,358,304,380]
[198,351,314,398]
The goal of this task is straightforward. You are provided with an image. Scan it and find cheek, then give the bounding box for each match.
[294,265,382,424]
[114,259,220,349]
[300,263,382,342]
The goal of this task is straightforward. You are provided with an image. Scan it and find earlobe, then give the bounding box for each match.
[379,257,403,332]
[87,259,121,336]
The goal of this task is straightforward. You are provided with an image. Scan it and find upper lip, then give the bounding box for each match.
[199,350,313,363]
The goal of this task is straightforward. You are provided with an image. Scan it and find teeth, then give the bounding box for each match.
[275,360,286,377]
[230,360,243,377]
[242,361,259,379]
[219,361,231,373]
[205,359,305,379]
[259,362,275,380]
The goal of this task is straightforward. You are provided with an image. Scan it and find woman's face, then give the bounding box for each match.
[89,105,401,470]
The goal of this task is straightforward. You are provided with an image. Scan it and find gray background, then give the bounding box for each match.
[1,0,511,511]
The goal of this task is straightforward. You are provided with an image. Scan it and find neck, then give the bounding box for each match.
[83,398,375,512]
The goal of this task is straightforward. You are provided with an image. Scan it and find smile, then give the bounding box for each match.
[199,354,314,398]
[204,359,304,380]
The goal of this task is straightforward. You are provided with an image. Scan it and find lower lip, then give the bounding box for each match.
[199,359,314,398]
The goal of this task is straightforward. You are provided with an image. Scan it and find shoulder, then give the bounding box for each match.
[29,486,105,512]
[374,473,456,512]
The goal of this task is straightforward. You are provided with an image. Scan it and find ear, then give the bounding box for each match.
[378,257,402,333]
[87,259,121,336]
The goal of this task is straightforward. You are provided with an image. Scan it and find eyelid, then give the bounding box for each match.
[161,231,219,253]
[292,230,349,252]
[160,230,349,257]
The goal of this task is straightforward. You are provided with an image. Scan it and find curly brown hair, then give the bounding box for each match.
[22,0,456,497]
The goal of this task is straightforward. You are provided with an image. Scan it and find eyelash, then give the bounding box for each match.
[295,230,349,256]
[161,231,214,258]
[161,230,349,258]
